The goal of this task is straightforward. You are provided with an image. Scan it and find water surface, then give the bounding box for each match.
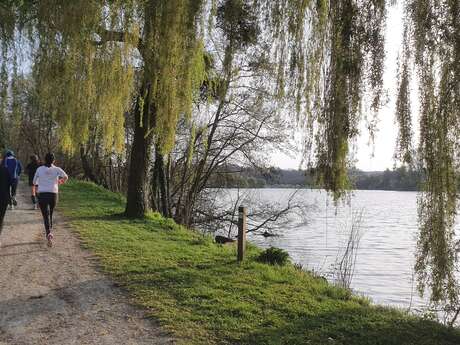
[219,189,428,309]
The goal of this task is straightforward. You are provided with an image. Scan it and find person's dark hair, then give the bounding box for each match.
[44,153,55,167]
[30,155,39,164]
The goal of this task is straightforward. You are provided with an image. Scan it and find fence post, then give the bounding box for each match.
[237,206,247,262]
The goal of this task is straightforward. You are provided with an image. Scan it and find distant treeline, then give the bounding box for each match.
[209,166,422,191]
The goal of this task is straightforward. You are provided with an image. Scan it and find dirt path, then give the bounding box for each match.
[0,183,174,345]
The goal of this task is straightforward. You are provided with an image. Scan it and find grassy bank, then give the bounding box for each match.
[59,180,460,345]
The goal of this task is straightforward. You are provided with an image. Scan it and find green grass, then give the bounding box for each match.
[59,180,460,345]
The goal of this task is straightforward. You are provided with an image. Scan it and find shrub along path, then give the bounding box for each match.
[58,181,460,345]
[0,183,173,345]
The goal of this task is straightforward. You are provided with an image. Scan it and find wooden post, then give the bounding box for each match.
[237,206,247,262]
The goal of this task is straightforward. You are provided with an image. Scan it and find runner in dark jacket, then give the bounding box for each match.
[25,155,41,209]
[0,163,11,244]
[2,150,22,209]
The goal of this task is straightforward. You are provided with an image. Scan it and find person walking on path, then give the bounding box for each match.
[0,159,11,246]
[2,150,22,210]
[33,153,68,247]
[25,154,41,210]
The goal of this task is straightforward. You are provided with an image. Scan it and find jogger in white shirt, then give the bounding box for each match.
[33,153,68,247]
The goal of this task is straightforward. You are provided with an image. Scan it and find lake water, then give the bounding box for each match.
[218,189,430,311]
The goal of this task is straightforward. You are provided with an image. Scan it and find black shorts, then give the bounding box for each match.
[38,192,58,205]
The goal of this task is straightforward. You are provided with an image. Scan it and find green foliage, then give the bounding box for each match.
[399,0,460,307]
[0,1,205,156]
[353,167,422,191]
[256,0,387,201]
[395,28,413,164]
[217,0,259,49]
[257,247,290,266]
[3,1,138,153]
[314,0,386,200]
[0,0,388,199]
[143,0,206,154]
[59,180,460,345]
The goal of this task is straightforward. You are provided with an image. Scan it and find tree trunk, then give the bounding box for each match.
[151,148,170,218]
[125,84,154,218]
[80,144,99,184]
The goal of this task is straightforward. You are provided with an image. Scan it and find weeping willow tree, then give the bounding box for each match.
[396,0,460,311]
[1,1,135,151]
[256,0,387,198]
[142,0,205,218]
[0,0,389,215]
[0,0,206,217]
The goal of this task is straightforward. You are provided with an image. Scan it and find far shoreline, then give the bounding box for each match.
[209,186,420,192]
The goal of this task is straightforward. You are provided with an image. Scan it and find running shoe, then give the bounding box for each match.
[47,233,54,247]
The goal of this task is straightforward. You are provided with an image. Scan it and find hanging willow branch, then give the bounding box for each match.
[398,0,460,307]
[255,0,387,199]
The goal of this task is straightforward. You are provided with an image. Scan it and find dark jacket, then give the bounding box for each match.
[26,161,41,185]
[3,156,22,181]
[0,166,11,204]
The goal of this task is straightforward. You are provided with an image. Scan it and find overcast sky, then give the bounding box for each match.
[272,3,411,172]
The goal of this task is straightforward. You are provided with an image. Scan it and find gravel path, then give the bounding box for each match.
[0,183,174,345]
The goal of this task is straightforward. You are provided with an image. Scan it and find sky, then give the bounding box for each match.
[271,3,411,172]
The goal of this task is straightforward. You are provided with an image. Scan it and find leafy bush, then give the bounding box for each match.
[257,247,290,266]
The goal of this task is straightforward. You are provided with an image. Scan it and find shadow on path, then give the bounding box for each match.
[0,249,46,258]
[1,241,42,248]
[0,183,175,345]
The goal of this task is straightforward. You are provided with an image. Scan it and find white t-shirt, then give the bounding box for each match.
[33,165,68,193]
